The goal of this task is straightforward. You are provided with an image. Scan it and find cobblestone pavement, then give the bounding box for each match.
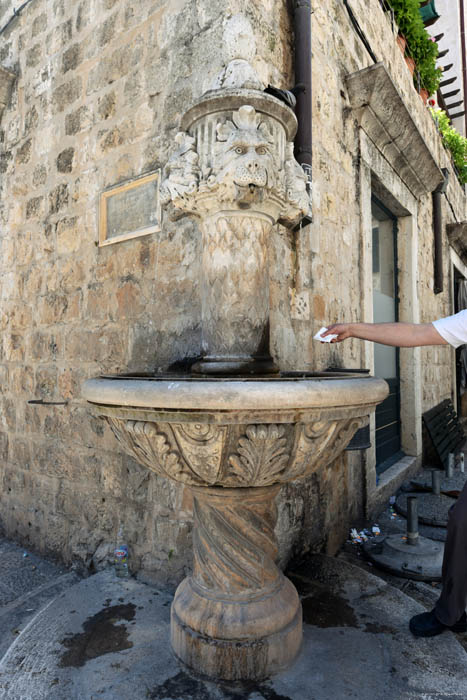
[0,535,78,660]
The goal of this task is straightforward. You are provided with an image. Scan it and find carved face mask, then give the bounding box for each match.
[215,106,276,190]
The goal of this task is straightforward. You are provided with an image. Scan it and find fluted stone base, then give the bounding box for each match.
[171,574,302,680]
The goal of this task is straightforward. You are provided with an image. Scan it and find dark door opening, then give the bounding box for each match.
[372,197,404,473]
[454,270,467,418]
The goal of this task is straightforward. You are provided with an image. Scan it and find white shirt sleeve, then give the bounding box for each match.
[432,310,467,348]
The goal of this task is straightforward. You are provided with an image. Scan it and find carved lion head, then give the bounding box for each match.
[214,106,277,191]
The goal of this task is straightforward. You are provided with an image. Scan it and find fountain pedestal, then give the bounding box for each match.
[83,377,388,680]
[172,485,301,678]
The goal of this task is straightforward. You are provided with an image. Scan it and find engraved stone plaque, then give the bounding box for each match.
[99,171,161,246]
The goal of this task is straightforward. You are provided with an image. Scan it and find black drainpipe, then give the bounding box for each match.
[460,0,467,137]
[433,168,449,295]
[293,0,312,182]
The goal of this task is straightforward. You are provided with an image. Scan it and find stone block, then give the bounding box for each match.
[97,90,116,120]
[29,331,61,362]
[115,279,143,318]
[86,39,143,94]
[97,12,118,47]
[0,397,16,431]
[85,283,114,321]
[98,124,126,153]
[75,2,91,32]
[62,43,81,74]
[0,432,8,463]
[65,105,92,135]
[31,12,48,37]
[16,138,32,165]
[10,366,34,395]
[0,150,12,173]
[48,183,69,215]
[32,164,47,186]
[51,76,81,114]
[26,43,42,68]
[25,196,44,219]
[9,438,31,469]
[35,365,58,399]
[56,147,75,173]
[3,334,25,362]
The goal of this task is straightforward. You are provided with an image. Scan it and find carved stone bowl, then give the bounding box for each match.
[82,374,387,680]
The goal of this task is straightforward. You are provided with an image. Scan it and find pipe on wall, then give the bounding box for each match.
[293,0,312,179]
[459,0,467,136]
[433,169,449,295]
[433,189,444,294]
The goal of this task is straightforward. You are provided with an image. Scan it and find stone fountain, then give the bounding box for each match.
[83,17,387,682]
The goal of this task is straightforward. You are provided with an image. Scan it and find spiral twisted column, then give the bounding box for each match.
[171,485,302,680]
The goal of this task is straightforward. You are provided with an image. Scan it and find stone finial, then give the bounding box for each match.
[223,14,257,63]
[0,66,16,120]
[209,14,263,92]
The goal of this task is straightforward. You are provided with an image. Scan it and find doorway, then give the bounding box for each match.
[454,270,467,417]
[372,197,404,473]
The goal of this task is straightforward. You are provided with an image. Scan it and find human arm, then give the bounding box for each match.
[321,322,449,347]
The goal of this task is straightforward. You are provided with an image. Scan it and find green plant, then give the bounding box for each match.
[389,0,442,95]
[430,108,467,184]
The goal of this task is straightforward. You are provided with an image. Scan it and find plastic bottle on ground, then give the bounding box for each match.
[114,527,129,578]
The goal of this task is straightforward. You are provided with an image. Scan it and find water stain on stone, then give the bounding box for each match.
[59,603,136,667]
[150,670,293,700]
[301,589,359,628]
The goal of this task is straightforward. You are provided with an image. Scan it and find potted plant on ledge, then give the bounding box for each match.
[389,0,442,102]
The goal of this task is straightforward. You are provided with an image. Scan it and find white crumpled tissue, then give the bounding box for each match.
[313,326,338,343]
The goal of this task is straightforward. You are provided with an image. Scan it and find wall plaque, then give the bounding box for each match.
[99,170,161,246]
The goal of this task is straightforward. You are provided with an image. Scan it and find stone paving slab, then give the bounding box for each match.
[1,556,466,700]
[0,537,76,660]
[0,537,68,602]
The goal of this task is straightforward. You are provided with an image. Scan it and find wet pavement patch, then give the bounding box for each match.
[149,670,293,700]
[363,621,399,635]
[301,589,359,628]
[58,603,136,667]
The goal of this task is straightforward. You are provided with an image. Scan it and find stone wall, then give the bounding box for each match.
[0,0,465,582]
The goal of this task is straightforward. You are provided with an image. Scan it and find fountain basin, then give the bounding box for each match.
[83,374,387,679]
[83,373,387,412]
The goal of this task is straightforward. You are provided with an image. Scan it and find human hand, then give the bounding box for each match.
[321,324,354,342]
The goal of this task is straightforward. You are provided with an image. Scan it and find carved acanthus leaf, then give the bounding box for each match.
[227,424,290,486]
[105,418,204,486]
